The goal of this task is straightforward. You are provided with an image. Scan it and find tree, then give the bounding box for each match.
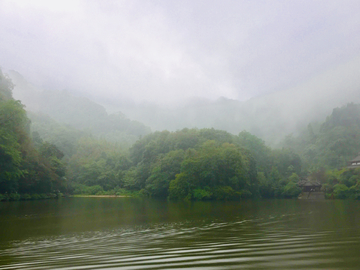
[168,141,257,200]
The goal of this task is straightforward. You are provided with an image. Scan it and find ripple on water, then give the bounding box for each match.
[0,213,358,270]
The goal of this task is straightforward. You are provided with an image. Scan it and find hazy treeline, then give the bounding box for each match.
[2,68,360,201]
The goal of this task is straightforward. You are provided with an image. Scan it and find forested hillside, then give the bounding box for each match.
[2,68,360,201]
[0,69,66,200]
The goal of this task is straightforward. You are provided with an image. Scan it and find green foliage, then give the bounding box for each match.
[31,194,41,200]
[71,183,104,195]
[145,150,185,197]
[168,173,192,200]
[0,99,28,192]
[21,193,32,200]
[168,141,257,201]
[0,68,67,196]
[124,127,305,200]
[349,183,360,200]
[318,168,360,199]
[67,137,131,191]
[288,173,300,183]
[237,131,271,172]
[9,193,21,201]
[193,187,212,201]
[282,181,301,198]
[258,171,274,198]
[333,184,350,199]
[213,186,237,200]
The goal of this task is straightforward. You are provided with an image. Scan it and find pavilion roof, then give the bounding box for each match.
[297,179,322,187]
[349,155,360,162]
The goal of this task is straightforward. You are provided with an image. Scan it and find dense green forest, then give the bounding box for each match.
[1,68,360,201]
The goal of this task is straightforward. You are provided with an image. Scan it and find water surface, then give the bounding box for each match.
[0,198,360,269]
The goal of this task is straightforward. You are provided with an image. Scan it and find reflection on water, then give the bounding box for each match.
[0,198,360,269]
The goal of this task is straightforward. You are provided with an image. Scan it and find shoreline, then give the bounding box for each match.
[71,195,130,198]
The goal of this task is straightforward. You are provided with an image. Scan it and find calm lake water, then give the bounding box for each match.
[0,198,360,269]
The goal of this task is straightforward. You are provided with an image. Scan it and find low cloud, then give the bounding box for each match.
[1,0,360,104]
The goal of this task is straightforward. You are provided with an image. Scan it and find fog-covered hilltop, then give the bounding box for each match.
[8,56,360,146]
[8,70,151,147]
[96,56,360,145]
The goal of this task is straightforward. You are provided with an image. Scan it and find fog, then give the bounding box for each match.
[1,0,360,105]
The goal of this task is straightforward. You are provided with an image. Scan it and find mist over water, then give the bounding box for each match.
[1,198,360,269]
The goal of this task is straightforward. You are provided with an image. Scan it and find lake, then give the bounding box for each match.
[0,198,360,269]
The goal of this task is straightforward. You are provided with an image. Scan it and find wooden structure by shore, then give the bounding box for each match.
[298,179,322,192]
[297,178,324,200]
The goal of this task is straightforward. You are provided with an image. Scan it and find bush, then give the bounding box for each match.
[193,188,212,201]
[213,186,236,200]
[282,181,302,198]
[31,194,41,200]
[48,193,57,199]
[139,189,150,197]
[40,194,49,199]
[21,194,32,200]
[9,193,21,201]
[348,184,360,200]
[87,185,104,195]
[71,183,89,194]
[333,184,350,199]
[238,189,252,199]
[325,193,334,199]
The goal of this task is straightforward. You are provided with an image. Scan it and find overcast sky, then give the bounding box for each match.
[1,0,360,104]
